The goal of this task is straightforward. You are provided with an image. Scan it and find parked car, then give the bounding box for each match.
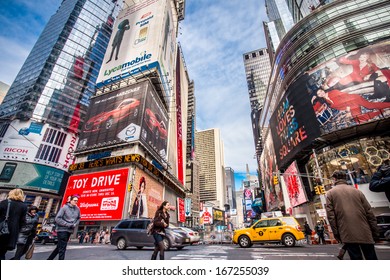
[35,232,58,245]
[178,227,200,245]
[83,98,140,132]
[233,216,305,248]
[110,218,190,250]
[376,213,390,240]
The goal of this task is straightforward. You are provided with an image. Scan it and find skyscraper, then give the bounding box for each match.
[195,128,226,209]
[0,0,121,216]
[243,48,272,162]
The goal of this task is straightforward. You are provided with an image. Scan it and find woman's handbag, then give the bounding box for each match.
[0,200,11,236]
[25,241,35,260]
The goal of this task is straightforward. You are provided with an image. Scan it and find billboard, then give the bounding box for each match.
[306,41,390,133]
[129,168,164,218]
[78,80,168,160]
[282,161,308,207]
[177,197,185,223]
[269,74,321,168]
[0,161,65,194]
[199,206,213,225]
[97,0,176,103]
[140,82,169,160]
[175,47,184,183]
[0,120,78,172]
[63,168,129,220]
[260,133,284,211]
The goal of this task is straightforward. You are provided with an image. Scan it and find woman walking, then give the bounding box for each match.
[0,188,28,260]
[11,205,39,259]
[151,201,170,260]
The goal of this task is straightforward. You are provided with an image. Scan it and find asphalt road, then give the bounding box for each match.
[5,241,390,260]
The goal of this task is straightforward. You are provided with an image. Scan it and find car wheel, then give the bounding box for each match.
[41,239,46,245]
[136,246,144,250]
[116,238,127,250]
[105,117,113,130]
[155,128,159,140]
[162,237,170,251]
[177,246,184,250]
[238,235,251,248]
[134,108,139,117]
[282,233,296,247]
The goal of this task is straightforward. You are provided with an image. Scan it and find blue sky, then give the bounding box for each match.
[0,0,268,189]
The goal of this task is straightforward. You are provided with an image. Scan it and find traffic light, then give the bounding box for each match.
[314,185,326,195]
[128,183,132,192]
[273,175,279,185]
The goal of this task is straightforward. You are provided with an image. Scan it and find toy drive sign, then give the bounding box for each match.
[63,168,129,220]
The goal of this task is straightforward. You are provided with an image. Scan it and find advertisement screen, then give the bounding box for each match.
[260,133,284,211]
[64,168,129,220]
[140,82,169,160]
[96,0,175,103]
[200,206,213,225]
[306,41,390,133]
[78,82,146,150]
[269,74,321,168]
[129,168,164,218]
[0,161,65,194]
[177,197,185,223]
[282,161,308,207]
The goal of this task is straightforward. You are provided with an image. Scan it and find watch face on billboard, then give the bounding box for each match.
[0,162,17,182]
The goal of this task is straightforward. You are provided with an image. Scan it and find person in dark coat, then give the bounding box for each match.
[0,188,28,260]
[369,159,390,202]
[326,170,379,260]
[106,19,130,63]
[11,205,39,260]
[303,220,312,244]
[151,200,170,260]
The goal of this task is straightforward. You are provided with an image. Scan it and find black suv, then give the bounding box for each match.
[110,218,190,250]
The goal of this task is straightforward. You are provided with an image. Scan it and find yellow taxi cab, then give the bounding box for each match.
[233,216,305,247]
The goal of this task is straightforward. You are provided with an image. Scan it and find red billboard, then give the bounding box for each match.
[177,197,185,223]
[282,161,308,207]
[64,168,129,220]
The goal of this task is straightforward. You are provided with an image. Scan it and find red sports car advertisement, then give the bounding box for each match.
[63,168,129,220]
[282,161,308,207]
[129,169,164,218]
[140,81,169,160]
[77,81,146,150]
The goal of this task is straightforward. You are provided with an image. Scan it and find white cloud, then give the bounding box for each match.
[180,0,267,173]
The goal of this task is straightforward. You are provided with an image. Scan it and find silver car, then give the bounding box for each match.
[110,218,190,250]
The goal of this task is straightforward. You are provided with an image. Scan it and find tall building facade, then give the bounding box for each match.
[264,0,295,53]
[243,48,272,164]
[259,0,390,227]
[0,0,121,220]
[224,167,236,210]
[195,128,226,209]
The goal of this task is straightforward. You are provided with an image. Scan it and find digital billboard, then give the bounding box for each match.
[0,120,78,172]
[199,206,213,225]
[140,82,169,160]
[269,74,321,168]
[282,161,308,207]
[64,168,129,220]
[0,161,65,194]
[96,0,176,103]
[129,168,164,218]
[260,133,284,211]
[306,41,390,133]
[78,80,168,160]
